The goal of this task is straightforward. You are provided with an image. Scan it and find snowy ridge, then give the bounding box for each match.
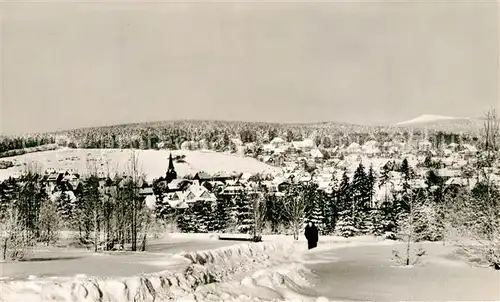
[0,241,328,302]
[395,114,465,126]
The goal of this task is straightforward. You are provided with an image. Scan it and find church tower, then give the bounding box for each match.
[166,153,177,183]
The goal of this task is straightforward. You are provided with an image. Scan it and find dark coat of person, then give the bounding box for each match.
[304,223,319,250]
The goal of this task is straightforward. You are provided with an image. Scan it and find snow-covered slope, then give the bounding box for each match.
[395,114,465,126]
[0,242,319,302]
[0,148,280,182]
[394,114,482,133]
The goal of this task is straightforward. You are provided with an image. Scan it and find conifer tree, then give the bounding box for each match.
[191,200,213,233]
[367,165,377,208]
[214,196,231,232]
[335,210,358,238]
[177,207,197,233]
[367,208,385,236]
[310,197,325,234]
[264,193,282,233]
[56,191,75,225]
[323,174,339,235]
[234,193,253,234]
[379,161,394,204]
[338,169,351,213]
[351,163,369,230]
[315,189,335,235]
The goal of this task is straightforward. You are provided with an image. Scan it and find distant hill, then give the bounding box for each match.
[0,115,484,157]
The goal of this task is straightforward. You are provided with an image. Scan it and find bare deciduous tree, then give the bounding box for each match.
[251,194,267,240]
[282,182,310,240]
[1,206,35,261]
[481,108,499,166]
[38,199,61,246]
[393,190,427,266]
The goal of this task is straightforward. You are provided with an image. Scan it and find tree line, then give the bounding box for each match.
[0,155,153,260]
[0,120,479,156]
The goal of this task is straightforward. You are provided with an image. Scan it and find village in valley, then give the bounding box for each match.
[0,115,495,245]
[1,1,499,299]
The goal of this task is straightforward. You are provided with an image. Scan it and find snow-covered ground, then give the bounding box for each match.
[0,234,390,302]
[0,235,314,302]
[1,234,497,302]
[0,148,280,182]
[306,242,500,301]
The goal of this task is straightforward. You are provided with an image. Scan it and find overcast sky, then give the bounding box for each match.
[1,0,499,135]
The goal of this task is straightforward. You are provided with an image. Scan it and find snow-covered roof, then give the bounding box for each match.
[231,138,243,146]
[363,140,378,147]
[274,148,286,154]
[436,168,459,178]
[271,137,285,144]
[263,144,275,151]
[292,139,315,149]
[362,146,380,154]
[346,142,361,152]
[418,140,432,146]
[145,195,156,209]
[310,149,324,158]
[461,144,478,152]
[164,183,216,206]
[445,177,468,186]
[49,191,76,203]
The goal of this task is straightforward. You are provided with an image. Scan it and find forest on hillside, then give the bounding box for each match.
[0,120,479,156]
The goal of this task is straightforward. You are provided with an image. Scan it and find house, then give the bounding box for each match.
[436,168,460,180]
[270,137,286,149]
[445,177,468,187]
[310,148,324,160]
[418,140,432,152]
[262,144,275,154]
[448,143,459,151]
[460,144,478,158]
[291,139,315,151]
[193,172,212,182]
[346,142,362,154]
[164,191,189,209]
[167,179,192,192]
[212,171,237,182]
[219,184,245,196]
[49,190,77,204]
[163,183,216,208]
[184,183,217,203]
[139,187,154,197]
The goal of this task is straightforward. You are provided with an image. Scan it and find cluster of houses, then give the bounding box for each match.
[34,133,497,214]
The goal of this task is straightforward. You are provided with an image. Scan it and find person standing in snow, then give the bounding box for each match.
[304,221,319,250]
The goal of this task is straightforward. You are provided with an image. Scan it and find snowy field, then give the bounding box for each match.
[306,242,500,301]
[0,148,280,181]
[1,234,498,301]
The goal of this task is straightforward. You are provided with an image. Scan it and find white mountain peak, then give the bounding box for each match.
[395,114,468,126]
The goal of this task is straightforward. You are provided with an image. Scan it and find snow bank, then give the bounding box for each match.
[0,242,308,302]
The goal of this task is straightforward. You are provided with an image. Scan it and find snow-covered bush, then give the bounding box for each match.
[413,202,443,242]
[366,209,386,237]
[392,245,426,266]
